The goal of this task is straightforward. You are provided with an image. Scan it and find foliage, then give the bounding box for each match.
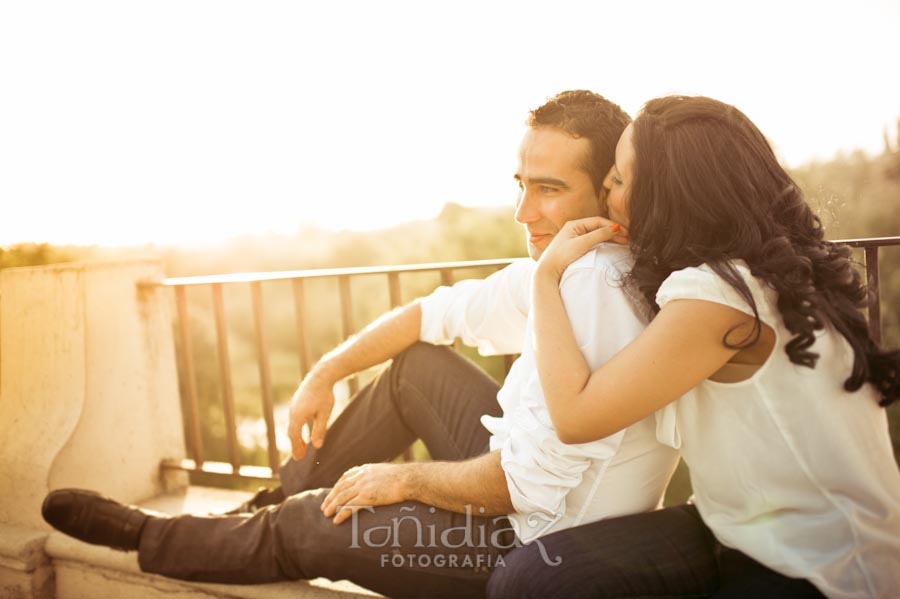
[0,243,81,269]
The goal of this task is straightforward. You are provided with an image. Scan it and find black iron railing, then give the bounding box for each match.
[153,259,515,481]
[152,237,899,482]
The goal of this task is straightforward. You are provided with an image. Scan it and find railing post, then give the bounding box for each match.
[864,246,882,345]
[175,286,204,466]
[292,279,313,378]
[250,282,280,474]
[211,284,241,472]
[388,272,402,308]
[338,275,359,395]
[440,269,460,351]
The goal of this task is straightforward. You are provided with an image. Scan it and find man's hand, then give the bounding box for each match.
[321,463,410,525]
[285,301,424,461]
[287,373,336,460]
[320,452,514,524]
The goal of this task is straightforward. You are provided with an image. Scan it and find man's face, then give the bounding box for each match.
[514,126,603,260]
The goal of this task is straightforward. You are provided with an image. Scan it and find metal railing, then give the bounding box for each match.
[153,259,516,481]
[835,236,900,345]
[153,237,900,483]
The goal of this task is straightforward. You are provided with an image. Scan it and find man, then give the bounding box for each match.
[42,90,679,598]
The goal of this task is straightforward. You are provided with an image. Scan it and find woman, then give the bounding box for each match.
[492,96,900,598]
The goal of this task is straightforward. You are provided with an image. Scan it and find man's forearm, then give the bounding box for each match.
[403,450,514,516]
[312,300,423,383]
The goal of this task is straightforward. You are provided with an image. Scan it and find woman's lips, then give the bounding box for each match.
[529,233,551,244]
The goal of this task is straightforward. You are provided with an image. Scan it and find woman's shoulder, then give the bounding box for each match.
[656,260,774,319]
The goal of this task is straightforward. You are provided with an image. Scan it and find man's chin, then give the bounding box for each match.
[527,243,544,261]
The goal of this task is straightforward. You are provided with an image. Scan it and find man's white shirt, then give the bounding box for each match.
[419,245,679,543]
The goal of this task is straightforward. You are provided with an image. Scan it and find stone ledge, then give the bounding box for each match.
[48,539,379,599]
[38,486,381,599]
[0,524,54,599]
[0,524,49,572]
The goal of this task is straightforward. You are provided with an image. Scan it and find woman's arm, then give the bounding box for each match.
[532,218,747,443]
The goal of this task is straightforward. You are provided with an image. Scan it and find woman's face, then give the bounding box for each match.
[602,124,635,228]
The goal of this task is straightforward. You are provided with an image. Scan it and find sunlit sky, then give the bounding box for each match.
[2,0,899,247]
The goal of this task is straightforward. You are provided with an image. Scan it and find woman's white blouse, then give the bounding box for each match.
[654,262,900,599]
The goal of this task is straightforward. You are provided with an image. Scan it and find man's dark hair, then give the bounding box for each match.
[527,90,632,194]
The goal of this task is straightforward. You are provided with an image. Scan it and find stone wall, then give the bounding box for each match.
[0,259,187,597]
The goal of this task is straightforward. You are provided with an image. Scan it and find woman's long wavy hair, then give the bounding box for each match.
[627,95,899,406]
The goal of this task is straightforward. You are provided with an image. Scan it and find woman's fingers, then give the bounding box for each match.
[564,216,603,236]
[565,216,619,235]
[564,221,620,250]
[537,218,625,282]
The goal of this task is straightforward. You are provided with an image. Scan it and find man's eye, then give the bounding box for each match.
[540,185,557,193]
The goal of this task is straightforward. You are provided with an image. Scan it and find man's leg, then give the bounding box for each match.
[486,504,720,599]
[279,342,502,494]
[140,487,515,599]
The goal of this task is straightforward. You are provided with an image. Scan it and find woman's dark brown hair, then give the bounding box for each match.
[627,95,899,406]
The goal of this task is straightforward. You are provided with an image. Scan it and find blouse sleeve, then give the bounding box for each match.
[655,263,774,324]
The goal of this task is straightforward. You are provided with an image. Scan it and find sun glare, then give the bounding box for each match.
[2,0,898,247]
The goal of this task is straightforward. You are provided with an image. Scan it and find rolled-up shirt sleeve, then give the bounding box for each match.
[419,258,532,356]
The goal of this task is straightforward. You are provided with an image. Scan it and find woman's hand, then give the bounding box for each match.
[536,217,624,282]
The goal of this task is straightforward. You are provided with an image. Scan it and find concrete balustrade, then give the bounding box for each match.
[0,259,375,598]
[0,259,188,597]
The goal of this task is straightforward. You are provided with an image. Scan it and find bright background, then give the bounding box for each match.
[2,0,899,246]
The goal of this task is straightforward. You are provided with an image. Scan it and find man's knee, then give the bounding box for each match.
[393,341,456,372]
[389,342,463,396]
[273,489,336,551]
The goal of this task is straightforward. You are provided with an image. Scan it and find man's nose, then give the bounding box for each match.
[514,191,540,224]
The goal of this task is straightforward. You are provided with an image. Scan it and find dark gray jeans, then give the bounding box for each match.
[487,496,825,599]
[138,343,515,599]
[138,341,823,598]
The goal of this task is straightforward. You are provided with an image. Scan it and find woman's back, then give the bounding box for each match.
[655,261,900,598]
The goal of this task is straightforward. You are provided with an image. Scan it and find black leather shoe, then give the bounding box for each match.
[42,489,153,552]
[223,485,286,515]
